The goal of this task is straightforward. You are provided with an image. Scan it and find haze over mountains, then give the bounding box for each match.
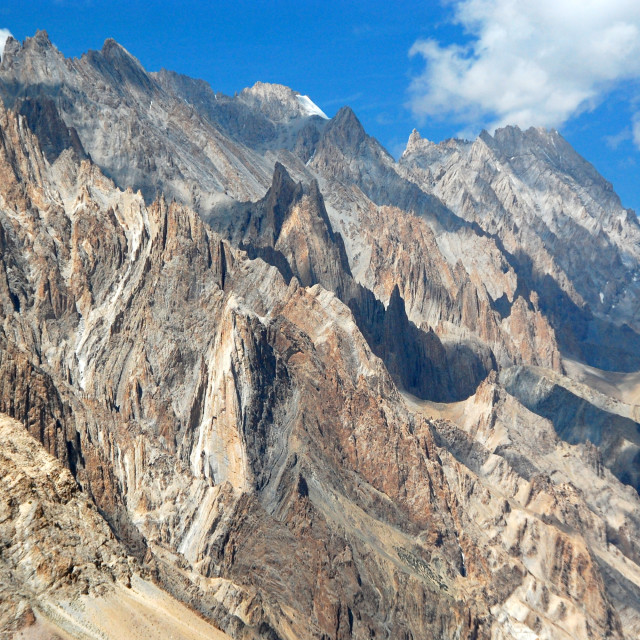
[0,31,639,640]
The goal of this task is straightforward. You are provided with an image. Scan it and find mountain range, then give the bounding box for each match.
[1,30,639,640]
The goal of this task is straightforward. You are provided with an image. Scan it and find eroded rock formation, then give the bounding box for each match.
[0,32,638,640]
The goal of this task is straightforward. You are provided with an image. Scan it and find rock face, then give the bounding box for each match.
[399,127,640,370]
[0,31,639,640]
[0,413,232,640]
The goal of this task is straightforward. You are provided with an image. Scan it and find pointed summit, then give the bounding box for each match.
[408,128,421,143]
[403,128,434,158]
[0,30,65,85]
[332,105,363,129]
[269,161,299,199]
[89,37,154,92]
[0,36,19,68]
[324,106,367,150]
[100,37,142,67]
[264,162,303,241]
[28,30,53,50]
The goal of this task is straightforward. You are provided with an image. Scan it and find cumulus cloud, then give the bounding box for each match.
[408,0,640,138]
[0,28,13,60]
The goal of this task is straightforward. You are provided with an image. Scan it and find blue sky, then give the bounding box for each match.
[1,0,639,213]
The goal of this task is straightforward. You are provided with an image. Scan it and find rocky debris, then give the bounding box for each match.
[0,413,130,635]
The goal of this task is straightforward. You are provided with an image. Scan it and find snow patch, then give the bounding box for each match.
[599,291,604,304]
[296,94,328,119]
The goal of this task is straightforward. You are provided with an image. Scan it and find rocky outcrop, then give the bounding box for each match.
[210,162,497,401]
[0,413,234,640]
[409,372,640,638]
[17,94,87,162]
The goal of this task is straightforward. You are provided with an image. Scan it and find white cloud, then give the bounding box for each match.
[633,113,640,147]
[0,28,13,60]
[408,0,640,138]
[605,127,631,150]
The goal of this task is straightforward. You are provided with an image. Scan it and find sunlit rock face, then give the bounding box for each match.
[0,32,639,640]
[400,126,640,370]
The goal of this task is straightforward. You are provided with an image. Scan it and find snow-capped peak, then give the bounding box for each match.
[239,82,328,122]
[296,94,328,119]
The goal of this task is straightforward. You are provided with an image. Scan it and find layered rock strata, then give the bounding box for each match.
[0,32,638,640]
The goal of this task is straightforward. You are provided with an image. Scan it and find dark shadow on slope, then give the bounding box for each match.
[596,556,640,621]
[209,164,495,402]
[348,284,495,402]
[482,230,640,372]
[502,367,640,493]
[519,258,640,372]
[17,94,88,163]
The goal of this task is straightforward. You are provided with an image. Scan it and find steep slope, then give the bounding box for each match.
[1,30,640,640]
[208,161,496,402]
[400,127,640,370]
[407,374,640,638]
[0,90,637,640]
[0,31,273,206]
[500,365,640,492]
[0,413,232,640]
[3,31,634,382]
[0,31,565,393]
[295,104,563,374]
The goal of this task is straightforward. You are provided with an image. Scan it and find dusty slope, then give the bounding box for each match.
[0,414,232,640]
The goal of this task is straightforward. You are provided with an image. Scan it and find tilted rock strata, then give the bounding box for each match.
[400,127,640,369]
[0,31,567,390]
[0,32,638,640]
[0,94,636,639]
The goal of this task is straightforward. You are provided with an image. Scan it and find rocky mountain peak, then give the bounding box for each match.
[402,128,442,160]
[25,29,54,51]
[101,37,132,60]
[332,104,363,130]
[238,81,327,122]
[0,30,64,79]
[322,104,368,151]
[266,161,303,226]
[0,35,18,65]
[269,160,301,199]
[404,127,423,153]
[88,37,155,93]
[481,125,582,173]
